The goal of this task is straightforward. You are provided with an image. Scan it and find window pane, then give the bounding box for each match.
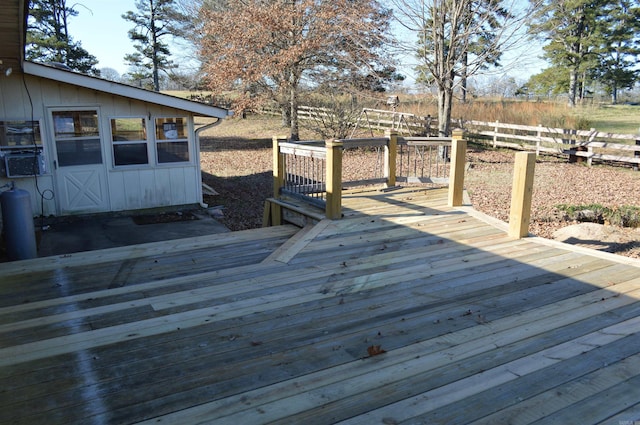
[111,118,146,141]
[53,111,99,138]
[0,121,42,147]
[155,118,187,140]
[157,141,189,163]
[114,144,148,165]
[56,138,102,166]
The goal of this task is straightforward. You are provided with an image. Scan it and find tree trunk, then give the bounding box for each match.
[150,0,161,92]
[437,81,453,137]
[280,104,291,127]
[460,51,468,103]
[436,78,454,160]
[289,72,300,141]
[567,68,578,107]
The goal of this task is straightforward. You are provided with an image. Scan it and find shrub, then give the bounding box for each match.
[556,204,640,228]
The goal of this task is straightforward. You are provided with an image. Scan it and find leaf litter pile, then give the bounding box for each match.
[201,137,640,259]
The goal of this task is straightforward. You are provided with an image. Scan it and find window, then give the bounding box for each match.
[111,118,148,166]
[52,110,102,166]
[0,121,42,149]
[155,117,189,163]
[0,120,45,177]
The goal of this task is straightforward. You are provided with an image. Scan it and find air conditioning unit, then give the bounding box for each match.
[4,152,46,178]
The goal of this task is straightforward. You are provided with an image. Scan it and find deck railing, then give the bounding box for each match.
[397,137,452,184]
[277,140,328,208]
[272,130,466,220]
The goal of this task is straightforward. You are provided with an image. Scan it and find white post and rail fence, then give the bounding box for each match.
[262,105,640,170]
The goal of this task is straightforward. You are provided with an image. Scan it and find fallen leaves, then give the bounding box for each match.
[200,134,640,258]
[367,345,386,357]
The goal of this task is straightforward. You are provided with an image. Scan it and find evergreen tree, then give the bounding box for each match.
[593,0,640,103]
[26,0,99,75]
[529,0,609,106]
[524,66,571,98]
[122,0,185,92]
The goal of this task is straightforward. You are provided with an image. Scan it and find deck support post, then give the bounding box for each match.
[325,139,343,220]
[508,152,536,238]
[384,130,397,187]
[270,136,287,225]
[448,130,466,207]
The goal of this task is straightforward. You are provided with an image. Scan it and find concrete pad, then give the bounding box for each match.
[1,208,230,262]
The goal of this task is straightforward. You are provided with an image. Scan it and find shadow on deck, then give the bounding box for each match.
[1,187,640,424]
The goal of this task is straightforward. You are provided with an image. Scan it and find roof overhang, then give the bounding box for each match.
[0,0,27,73]
[23,61,232,119]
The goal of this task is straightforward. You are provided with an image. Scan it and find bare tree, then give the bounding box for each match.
[391,0,534,136]
[189,0,394,141]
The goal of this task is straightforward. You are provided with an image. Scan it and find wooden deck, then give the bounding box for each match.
[1,187,640,424]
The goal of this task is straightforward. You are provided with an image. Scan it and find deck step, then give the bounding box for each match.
[263,197,326,227]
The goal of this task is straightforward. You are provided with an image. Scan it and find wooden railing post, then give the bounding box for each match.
[384,130,397,187]
[325,139,343,220]
[448,129,466,207]
[270,136,287,225]
[508,152,536,239]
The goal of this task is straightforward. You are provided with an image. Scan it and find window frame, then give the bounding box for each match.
[0,120,43,150]
[154,117,191,164]
[51,109,103,167]
[110,116,150,167]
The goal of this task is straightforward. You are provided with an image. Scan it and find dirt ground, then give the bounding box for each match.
[464,148,640,259]
[200,137,640,259]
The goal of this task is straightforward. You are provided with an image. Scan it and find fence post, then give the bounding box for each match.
[384,130,397,187]
[586,128,597,167]
[448,129,467,207]
[325,139,343,220]
[536,124,542,156]
[508,152,536,239]
[493,120,499,148]
[634,135,640,172]
[270,136,287,225]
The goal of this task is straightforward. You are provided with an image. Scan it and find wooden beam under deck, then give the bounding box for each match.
[1,187,639,424]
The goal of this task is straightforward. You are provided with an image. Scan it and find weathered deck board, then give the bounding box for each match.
[0,225,299,307]
[1,187,639,425]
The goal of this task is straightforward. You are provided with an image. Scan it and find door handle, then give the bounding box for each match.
[54,160,57,169]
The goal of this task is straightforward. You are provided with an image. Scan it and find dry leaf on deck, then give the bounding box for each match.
[367,345,386,357]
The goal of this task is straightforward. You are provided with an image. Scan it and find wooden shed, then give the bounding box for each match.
[0,0,231,217]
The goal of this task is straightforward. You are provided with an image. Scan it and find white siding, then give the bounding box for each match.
[0,72,203,217]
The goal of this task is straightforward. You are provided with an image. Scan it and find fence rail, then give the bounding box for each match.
[264,105,640,169]
[462,120,640,168]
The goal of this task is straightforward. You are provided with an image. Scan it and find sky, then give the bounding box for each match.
[68,1,134,75]
[68,0,547,85]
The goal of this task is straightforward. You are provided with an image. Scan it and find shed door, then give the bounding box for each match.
[50,109,110,214]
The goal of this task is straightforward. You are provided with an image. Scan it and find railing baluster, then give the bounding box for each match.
[273,134,463,220]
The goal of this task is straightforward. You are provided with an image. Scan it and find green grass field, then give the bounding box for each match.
[574,104,640,134]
